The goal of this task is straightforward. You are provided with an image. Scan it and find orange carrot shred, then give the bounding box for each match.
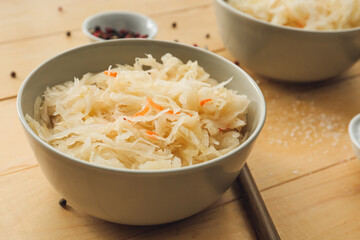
[147,97,165,111]
[104,71,117,77]
[295,20,304,28]
[146,130,158,136]
[146,130,158,139]
[131,101,150,117]
[135,97,193,117]
[200,99,212,106]
[123,117,134,123]
[147,97,179,115]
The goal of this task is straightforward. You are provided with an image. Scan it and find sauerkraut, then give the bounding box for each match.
[26,54,250,170]
[227,0,360,30]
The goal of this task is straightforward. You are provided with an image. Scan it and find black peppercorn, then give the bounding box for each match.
[172,22,177,28]
[59,198,67,208]
[10,71,16,78]
[66,31,71,37]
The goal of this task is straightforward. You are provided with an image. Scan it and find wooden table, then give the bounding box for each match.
[1,0,360,239]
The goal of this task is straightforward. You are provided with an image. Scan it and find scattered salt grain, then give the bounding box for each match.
[265,97,345,149]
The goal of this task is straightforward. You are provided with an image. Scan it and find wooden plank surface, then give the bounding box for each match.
[0,166,255,240]
[0,0,211,43]
[1,0,360,239]
[217,51,360,190]
[0,99,36,176]
[263,159,360,239]
[0,4,222,100]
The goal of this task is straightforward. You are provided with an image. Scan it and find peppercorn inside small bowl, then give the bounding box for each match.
[82,11,158,42]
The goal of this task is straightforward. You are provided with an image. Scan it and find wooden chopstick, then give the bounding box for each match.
[237,163,281,240]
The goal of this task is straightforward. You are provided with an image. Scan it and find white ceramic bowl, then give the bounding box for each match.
[17,39,266,225]
[349,113,360,160]
[82,11,158,42]
[214,0,360,82]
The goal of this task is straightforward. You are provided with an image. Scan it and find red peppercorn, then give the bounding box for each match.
[91,27,147,40]
[58,6,63,12]
[234,60,240,66]
[120,29,129,35]
[105,27,114,33]
[193,43,198,47]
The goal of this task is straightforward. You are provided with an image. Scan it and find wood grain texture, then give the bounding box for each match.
[3,39,360,184]
[0,166,254,240]
[1,0,360,239]
[0,98,36,176]
[206,50,360,191]
[263,159,360,239]
[4,49,359,189]
[0,30,88,100]
[0,4,223,100]
[0,166,159,240]
[0,0,211,43]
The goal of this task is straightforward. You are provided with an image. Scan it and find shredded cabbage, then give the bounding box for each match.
[227,0,360,30]
[26,53,250,170]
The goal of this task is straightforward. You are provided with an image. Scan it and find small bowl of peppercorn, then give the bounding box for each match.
[82,11,158,42]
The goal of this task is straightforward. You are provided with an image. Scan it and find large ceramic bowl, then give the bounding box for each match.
[214,0,360,82]
[17,39,266,225]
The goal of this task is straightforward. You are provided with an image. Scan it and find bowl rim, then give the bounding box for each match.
[17,39,266,175]
[349,113,360,150]
[216,0,360,34]
[82,10,158,41]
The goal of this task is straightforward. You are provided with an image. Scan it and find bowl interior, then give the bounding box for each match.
[82,11,158,40]
[18,40,265,170]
